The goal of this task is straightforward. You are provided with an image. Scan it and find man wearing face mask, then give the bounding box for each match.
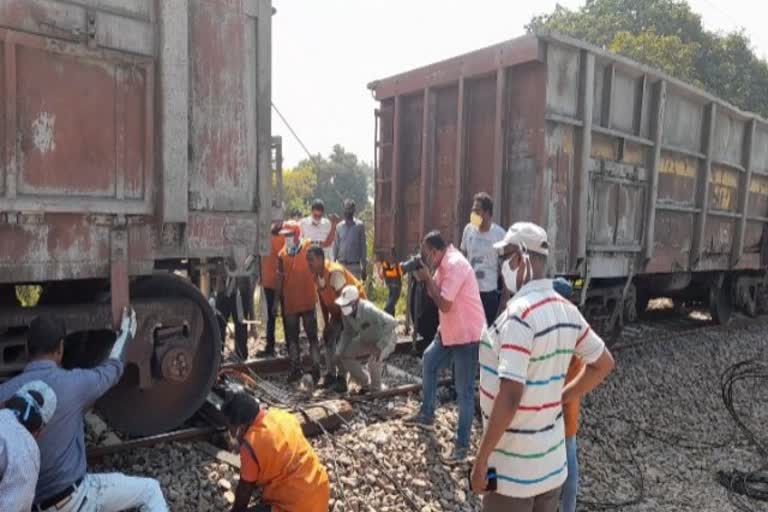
[334,199,367,281]
[461,192,506,326]
[334,285,397,393]
[404,230,485,464]
[306,245,367,391]
[471,222,615,512]
[0,380,57,512]
[299,199,339,262]
[275,221,322,383]
[256,220,286,358]
[223,392,330,512]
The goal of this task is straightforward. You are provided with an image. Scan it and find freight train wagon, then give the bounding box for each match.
[369,32,768,336]
[0,0,275,436]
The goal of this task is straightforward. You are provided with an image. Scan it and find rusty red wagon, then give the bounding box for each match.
[0,0,275,435]
[369,32,768,333]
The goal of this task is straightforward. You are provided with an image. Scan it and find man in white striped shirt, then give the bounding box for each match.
[471,222,615,512]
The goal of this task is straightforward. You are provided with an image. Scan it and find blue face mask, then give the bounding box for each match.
[285,237,300,256]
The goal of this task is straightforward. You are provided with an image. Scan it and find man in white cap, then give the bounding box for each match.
[471,222,615,512]
[335,285,398,393]
[0,380,57,512]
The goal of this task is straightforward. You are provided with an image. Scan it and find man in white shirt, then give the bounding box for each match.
[460,192,506,326]
[471,222,615,512]
[0,380,57,512]
[300,199,339,261]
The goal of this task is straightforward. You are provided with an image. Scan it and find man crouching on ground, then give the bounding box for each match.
[223,392,330,512]
[471,222,614,512]
[334,285,398,394]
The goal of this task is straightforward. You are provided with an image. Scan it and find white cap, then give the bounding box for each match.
[17,380,57,426]
[493,222,549,255]
[335,285,360,307]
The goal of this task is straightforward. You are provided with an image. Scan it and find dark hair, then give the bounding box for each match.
[311,199,325,211]
[221,392,260,427]
[307,245,325,260]
[290,208,302,218]
[343,199,356,211]
[473,192,493,215]
[27,316,65,357]
[423,230,447,251]
[6,392,44,434]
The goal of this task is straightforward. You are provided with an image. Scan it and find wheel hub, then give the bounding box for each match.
[160,347,194,382]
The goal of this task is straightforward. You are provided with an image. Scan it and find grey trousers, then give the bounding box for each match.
[337,338,383,391]
[482,486,562,512]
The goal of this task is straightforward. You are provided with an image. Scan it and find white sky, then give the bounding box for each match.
[271,0,768,169]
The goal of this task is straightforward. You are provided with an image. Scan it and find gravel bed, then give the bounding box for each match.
[88,313,768,512]
[577,315,768,511]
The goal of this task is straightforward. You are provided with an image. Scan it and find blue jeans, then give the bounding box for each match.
[561,436,579,512]
[419,334,479,449]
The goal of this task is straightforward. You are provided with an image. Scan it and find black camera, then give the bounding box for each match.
[400,254,424,273]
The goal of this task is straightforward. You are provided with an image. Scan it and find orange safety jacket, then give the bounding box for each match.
[239,409,330,512]
[316,260,366,320]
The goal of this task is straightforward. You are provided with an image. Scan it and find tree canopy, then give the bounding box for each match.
[282,145,372,217]
[527,0,768,116]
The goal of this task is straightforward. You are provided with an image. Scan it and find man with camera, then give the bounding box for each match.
[471,222,614,512]
[403,230,485,464]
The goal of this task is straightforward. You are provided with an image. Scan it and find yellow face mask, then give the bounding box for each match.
[470,212,483,228]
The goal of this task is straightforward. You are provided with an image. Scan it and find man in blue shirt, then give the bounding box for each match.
[0,310,168,512]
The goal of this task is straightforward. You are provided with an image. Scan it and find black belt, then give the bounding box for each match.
[340,261,361,265]
[35,476,84,510]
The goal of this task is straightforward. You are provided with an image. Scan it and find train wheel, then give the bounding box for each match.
[709,282,733,325]
[97,273,221,435]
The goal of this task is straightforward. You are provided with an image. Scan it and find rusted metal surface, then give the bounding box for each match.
[370,32,768,278]
[0,0,272,285]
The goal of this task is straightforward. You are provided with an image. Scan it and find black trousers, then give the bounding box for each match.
[480,290,501,327]
[216,278,254,360]
[384,278,402,316]
[263,287,277,350]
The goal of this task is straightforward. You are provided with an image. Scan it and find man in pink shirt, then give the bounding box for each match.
[405,230,486,463]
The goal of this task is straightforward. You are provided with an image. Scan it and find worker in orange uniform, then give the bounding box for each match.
[378,254,403,316]
[223,392,330,512]
[306,245,366,392]
[257,220,285,358]
[561,358,583,512]
[552,277,580,512]
[274,221,322,383]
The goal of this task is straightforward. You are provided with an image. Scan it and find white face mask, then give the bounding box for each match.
[341,304,355,316]
[502,251,530,293]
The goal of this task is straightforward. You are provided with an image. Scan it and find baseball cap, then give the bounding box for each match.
[16,380,57,426]
[335,285,360,307]
[493,222,549,255]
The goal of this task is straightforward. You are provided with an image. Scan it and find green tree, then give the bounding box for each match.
[299,145,373,215]
[282,163,316,216]
[527,0,768,116]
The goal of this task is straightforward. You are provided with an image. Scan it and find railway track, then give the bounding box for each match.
[86,307,755,460]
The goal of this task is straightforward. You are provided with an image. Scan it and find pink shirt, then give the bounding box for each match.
[433,245,486,345]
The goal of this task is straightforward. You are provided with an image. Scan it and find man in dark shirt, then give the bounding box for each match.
[0,310,168,512]
[334,199,367,280]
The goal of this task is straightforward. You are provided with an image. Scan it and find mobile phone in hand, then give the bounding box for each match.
[468,467,498,492]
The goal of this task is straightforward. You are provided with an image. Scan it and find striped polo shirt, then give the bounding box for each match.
[479,279,605,498]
